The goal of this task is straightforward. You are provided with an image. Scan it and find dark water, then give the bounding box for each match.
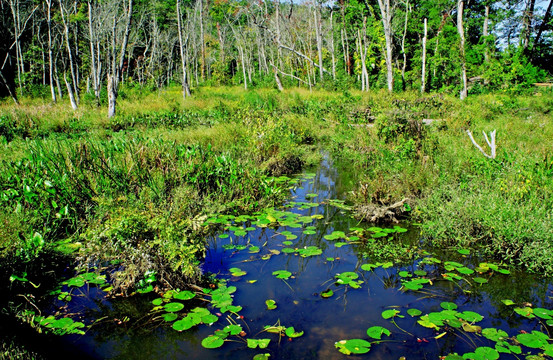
[39,157,553,359]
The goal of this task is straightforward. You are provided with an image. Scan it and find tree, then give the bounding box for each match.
[107,0,133,118]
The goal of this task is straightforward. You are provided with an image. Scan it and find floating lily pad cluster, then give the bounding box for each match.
[50,271,110,302]
[335,272,364,289]
[34,315,86,335]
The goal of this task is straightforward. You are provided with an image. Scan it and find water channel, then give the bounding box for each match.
[30,156,553,359]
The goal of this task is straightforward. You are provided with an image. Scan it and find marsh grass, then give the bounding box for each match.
[1,85,552,283]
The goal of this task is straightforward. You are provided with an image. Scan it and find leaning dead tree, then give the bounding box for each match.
[466,129,496,159]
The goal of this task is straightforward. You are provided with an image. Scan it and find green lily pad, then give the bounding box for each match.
[202,335,225,349]
[297,246,322,257]
[441,302,458,310]
[229,267,247,277]
[164,302,185,313]
[336,339,371,355]
[253,354,271,360]
[533,307,552,319]
[174,290,195,300]
[173,317,196,331]
[247,339,270,349]
[161,313,178,322]
[152,298,163,306]
[463,347,499,360]
[473,277,488,284]
[285,326,304,338]
[482,328,508,342]
[321,289,334,298]
[382,309,401,319]
[514,307,534,318]
[223,324,242,335]
[366,326,391,340]
[272,270,292,279]
[266,299,277,310]
[361,264,377,271]
[516,331,549,348]
[458,311,483,323]
[407,308,422,317]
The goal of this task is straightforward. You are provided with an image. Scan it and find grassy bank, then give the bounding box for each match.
[1,85,552,290]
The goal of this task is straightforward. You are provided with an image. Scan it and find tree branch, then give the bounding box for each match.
[466,130,496,159]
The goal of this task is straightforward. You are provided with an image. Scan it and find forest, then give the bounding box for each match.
[1,0,553,359]
[0,0,552,106]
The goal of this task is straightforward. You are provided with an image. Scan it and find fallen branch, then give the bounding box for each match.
[355,198,409,224]
[466,129,496,159]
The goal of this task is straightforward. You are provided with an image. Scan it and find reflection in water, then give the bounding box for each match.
[47,155,553,359]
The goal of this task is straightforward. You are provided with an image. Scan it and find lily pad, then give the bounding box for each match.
[265,299,277,310]
[272,270,292,279]
[229,267,247,277]
[247,339,270,349]
[253,354,271,360]
[164,302,185,313]
[441,302,458,311]
[516,331,549,348]
[407,308,422,317]
[285,326,304,338]
[223,324,242,335]
[202,335,225,349]
[336,339,371,355]
[161,313,178,322]
[174,290,195,300]
[366,326,391,340]
[382,309,401,319]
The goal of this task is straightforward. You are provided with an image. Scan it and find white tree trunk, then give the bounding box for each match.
[177,0,191,99]
[421,17,427,93]
[47,0,56,103]
[314,6,324,81]
[483,5,489,63]
[377,0,394,92]
[88,1,99,101]
[457,0,467,100]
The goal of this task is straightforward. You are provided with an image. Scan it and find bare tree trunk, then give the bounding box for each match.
[9,0,23,93]
[88,1,99,102]
[238,45,247,90]
[217,22,225,64]
[483,5,490,63]
[314,5,324,81]
[60,0,79,105]
[330,10,336,80]
[358,24,369,91]
[177,0,191,99]
[377,0,394,92]
[273,66,284,91]
[199,0,206,80]
[46,0,56,103]
[400,0,409,91]
[457,0,467,100]
[108,0,133,118]
[64,73,78,110]
[421,17,427,93]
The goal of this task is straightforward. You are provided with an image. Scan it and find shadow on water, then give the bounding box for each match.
[19,155,553,359]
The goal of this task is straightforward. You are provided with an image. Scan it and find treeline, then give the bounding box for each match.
[0,0,551,115]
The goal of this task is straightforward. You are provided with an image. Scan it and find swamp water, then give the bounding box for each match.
[25,157,553,359]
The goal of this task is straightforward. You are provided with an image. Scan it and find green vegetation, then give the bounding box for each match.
[1,85,553,358]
